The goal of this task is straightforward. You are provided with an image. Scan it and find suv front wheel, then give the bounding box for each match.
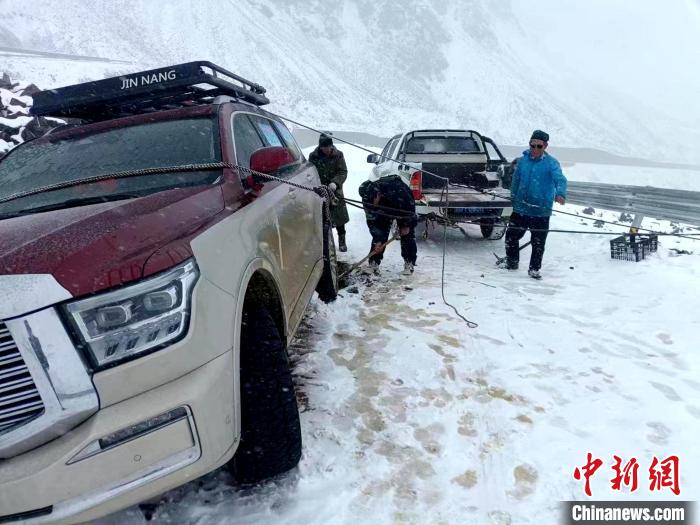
[230,302,302,484]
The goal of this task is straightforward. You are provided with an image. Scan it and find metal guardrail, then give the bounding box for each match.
[567,182,700,226]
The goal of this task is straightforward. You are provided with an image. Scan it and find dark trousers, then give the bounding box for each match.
[336,224,346,236]
[367,218,417,265]
[505,212,550,270]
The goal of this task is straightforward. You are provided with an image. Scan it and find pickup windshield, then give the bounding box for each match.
[404,135,481,154]
[0,117,221,217]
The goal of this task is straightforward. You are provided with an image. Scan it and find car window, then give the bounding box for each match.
[0,118,219,191]
[379,137,399,163]
[272,120,302,161]
[249,116,284,148]
[378,139,392,163]
[405,136,481,154]
[385,137,400,160]
[483,140,499,160]
[233,114,266,169]
[0,117,221,215]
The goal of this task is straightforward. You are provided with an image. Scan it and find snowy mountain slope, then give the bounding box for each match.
[1,0,699,163]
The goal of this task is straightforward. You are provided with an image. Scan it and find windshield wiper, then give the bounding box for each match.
[0,193,144,220]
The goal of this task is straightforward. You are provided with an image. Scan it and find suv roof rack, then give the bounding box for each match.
[31,61,270,121]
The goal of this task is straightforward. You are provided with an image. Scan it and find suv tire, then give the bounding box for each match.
[230,303,302,484]
[315,219,339,303]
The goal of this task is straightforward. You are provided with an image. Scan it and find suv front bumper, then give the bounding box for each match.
[0,350,236,524]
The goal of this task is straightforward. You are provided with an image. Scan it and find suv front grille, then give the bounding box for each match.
[0,321,44,435]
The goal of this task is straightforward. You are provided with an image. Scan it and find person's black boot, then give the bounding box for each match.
[338,234,347,252]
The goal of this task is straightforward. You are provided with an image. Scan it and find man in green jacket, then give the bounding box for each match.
[309,134,350,252]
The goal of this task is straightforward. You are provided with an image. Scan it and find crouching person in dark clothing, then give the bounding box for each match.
[359,175,418,275]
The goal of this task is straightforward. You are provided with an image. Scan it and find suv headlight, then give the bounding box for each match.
[63,260,199,369]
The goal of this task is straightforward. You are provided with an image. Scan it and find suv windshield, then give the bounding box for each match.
[0,117,221,217]
[405,135,480,154]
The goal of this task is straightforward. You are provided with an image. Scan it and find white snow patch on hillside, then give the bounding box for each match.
[1,0,699,164]
[0,115,32,128]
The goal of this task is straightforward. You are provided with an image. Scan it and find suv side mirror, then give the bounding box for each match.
[245,147,296,191]
[367,153,379,164]
[250,146,296,174]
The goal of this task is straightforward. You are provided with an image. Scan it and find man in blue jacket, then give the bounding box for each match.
[504,130,567,279]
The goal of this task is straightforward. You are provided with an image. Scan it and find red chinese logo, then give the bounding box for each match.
[573,454,680,497]
[649,455,680,496]
[573,452,603,497]
[611,455,639,492]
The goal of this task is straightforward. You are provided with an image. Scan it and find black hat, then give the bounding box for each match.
[530,129,549,142]
[359,180,379,203]
[319,134,333,147]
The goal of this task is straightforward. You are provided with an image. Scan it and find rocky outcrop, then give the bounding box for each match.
[0,74,66,158]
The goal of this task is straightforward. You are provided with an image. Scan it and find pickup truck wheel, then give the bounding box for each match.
[230,303,302,484]
[315,220,339,302]
[479,219,495,239]
[480,218,506,240]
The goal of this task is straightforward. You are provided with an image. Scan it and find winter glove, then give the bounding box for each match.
[328,182,337,192]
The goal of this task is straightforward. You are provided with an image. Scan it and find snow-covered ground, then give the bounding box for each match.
[99,144,700,525]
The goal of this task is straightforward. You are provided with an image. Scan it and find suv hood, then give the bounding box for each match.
[0,186,224,299]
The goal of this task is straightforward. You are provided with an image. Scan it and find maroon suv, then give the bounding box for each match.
[0,62,337,524]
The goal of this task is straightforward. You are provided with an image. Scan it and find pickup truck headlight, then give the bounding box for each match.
[63,260,199,369]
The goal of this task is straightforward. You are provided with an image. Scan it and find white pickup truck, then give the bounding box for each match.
[367,129,513,239]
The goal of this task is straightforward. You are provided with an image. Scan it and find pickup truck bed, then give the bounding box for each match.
[367,129,514,238]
